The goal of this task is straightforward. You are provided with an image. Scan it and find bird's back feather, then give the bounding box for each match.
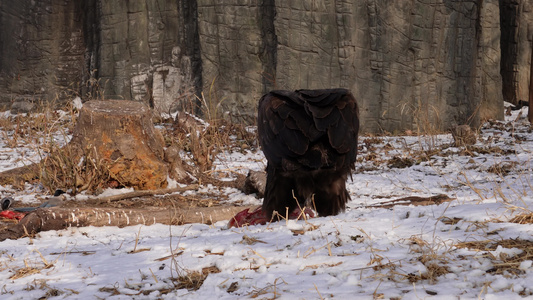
[257,89,359,218]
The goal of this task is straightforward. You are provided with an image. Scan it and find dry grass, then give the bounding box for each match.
[455,239,533,277]
[8,249,55,280]
[175,120,255,172]
[248,277,287,299]
[509,212,533,224]
[487,161,519,176]
[241,235,267,245]
[169,116,256,175]
[0,109,75,149]
[0,102,82,193]
[172,266,221,291]
[404,236,451,284]
[92,264,221,297]
[38,142,112,194]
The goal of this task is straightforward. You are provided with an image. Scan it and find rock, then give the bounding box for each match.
[2,1,532,133]
[243,170,266,197]
[72,96,83,110]
[500,1,533,106]
[10,101,35,114]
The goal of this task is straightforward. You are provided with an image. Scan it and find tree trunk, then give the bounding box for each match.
[0,205,255,241]
[0,194,454,240]
[71,100,170,189]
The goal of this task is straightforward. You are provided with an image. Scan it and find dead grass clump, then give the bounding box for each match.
[9,266,41,280]
[405,261,449,284]
[439,217,462,225]
[9,253,55,280]
[459,145,516,157]
[168,111,256,175]
[173,266,220,291]
[163,81,257,174]
[455,239,533,276]
[362,136,383,153]
[0,103,80,192]
[241,235,267,245]
[487,162,518,176]
[38,144,112,194]
[248,277,287,299]
[43,287,64,298]
[451,125,477,147]
[387,156,414,169]
[0,109,74,149]
[509,212,533,224]
[99,285,120,296]
[405,236,451,284]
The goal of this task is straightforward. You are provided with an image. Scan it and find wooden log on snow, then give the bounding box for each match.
[0,205,255,241]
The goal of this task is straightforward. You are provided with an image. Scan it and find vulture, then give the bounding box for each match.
[229,88,359,227]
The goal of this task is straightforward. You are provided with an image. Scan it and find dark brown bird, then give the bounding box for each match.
[258,88,359,218]
[229,89,359,227]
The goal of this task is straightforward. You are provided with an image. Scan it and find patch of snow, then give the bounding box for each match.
[0,105,532,298]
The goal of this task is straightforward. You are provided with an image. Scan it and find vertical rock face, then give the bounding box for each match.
[197,1,262,122]
[84,1,200,114]
[500,0,533,105]
[0,0,527,133]
[0,1,85,106]
[198,0,504,131]
[278,1,504,132]
[480,0,505,122]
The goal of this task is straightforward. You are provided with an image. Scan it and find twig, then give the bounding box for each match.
[89,184,200,203]
[365,194,454,209]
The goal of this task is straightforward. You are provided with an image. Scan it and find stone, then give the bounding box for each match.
[500,0,533,106]
[10,101,35,114]
[243,170,266,197]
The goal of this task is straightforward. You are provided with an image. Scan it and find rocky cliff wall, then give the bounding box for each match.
[270,0,504,131]
[500,0,533,105]
[0,0,529,133]
[187,0,505,131]
[82,0,201,114]
[0,1,85,106]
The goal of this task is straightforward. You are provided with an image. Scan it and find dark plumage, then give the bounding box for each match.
[257,88,359,218]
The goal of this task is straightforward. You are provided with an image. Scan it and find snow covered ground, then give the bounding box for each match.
[1,106,533,299]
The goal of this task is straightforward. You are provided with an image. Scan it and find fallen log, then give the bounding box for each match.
[0,194,454,241]
[0,205,255,241]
